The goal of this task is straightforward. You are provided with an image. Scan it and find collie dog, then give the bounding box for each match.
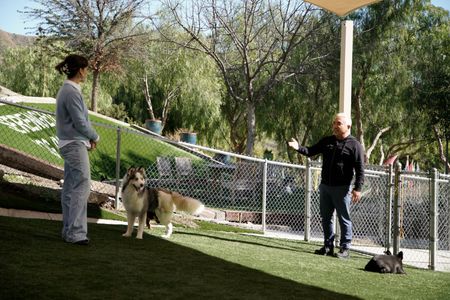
[121,167,149,239]
[121,167,204,239]
[146,187,204,238]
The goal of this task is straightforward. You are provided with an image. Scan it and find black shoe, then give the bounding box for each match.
[73,239,89,246]
[335,248,350,259]
[314,246,334,256]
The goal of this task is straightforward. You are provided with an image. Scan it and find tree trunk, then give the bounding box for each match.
[91,69,100,112]
[353,87,365,150]
[224,99,246,154]
[353,63,370,150]
[432,125,450,171]
[161,87,179,131]
[365,126,391,162]
[161,96,170,131]
[378,141,385,165]
[245,100,256,155]
[230,129,245,154]
[143,73,155,120]
[229,110,246,154]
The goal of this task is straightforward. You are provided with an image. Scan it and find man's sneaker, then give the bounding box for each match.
[314,246,334,256]
[335,248,350,259]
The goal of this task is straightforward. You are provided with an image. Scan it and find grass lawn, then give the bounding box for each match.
[1,215,449,300]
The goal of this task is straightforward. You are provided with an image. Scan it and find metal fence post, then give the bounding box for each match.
[386,164,394,251]
[429,168,439,270]
[393,162,402,255]
[262,159,268,234]
[114,126,122,209]
[304,158,312,241]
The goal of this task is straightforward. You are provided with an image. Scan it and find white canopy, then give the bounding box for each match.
[304,0,381,17]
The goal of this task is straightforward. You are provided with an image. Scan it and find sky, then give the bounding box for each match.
[0,0,449,36]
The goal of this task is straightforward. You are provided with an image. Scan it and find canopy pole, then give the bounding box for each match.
[339,20,353,116]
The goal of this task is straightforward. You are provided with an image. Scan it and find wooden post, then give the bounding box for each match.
[339,20,353,116]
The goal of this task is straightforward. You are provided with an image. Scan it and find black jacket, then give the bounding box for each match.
[296,135,365,191]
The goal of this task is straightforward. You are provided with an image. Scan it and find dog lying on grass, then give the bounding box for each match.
[364,250,405,274]
[121,166,204,239]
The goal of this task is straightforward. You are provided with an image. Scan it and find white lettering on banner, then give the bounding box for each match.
[0,110,60,158]
[28,111,55,129]
[30,111,50,130]
[0,111,56,134]
[50,136,59,148]
[0,114,29,133]
[33,138,61,158]
[12,114,33,133]
[22,112,43,132]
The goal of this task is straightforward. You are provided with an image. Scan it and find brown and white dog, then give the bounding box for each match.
[121,167,149,239]
[121,166,204,239]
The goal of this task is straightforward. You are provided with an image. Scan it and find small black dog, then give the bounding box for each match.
[364,250,406,274]
[145,188,160,228]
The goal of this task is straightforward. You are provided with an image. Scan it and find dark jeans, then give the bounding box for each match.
[319,184,352,249]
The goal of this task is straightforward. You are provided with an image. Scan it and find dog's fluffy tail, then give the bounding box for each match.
[171,192,205,215]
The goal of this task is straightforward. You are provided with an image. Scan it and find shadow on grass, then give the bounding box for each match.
[176,231,315,255]
[0,216,362,300]
[0,187,107,220]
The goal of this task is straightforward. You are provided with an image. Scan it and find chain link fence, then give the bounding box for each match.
[1,99,449,271]
[439,174,450,252]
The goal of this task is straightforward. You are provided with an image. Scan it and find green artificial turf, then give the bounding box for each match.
[1,216,449,300]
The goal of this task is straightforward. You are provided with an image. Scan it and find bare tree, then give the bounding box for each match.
[142,68,180,130]
[25,0,147,112]
[156,0,325,155]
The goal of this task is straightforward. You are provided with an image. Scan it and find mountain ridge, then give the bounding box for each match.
[0,28,35,51]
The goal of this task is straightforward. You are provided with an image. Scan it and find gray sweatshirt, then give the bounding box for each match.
[56,80,99,148]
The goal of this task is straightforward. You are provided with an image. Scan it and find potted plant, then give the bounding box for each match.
[142,71,180,135]
[179,129,197,145]
[144,118,162,135]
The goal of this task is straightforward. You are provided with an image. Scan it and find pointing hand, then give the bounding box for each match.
[288,138,299,150]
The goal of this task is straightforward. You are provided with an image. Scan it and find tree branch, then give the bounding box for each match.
[365,126,391,162]
[432,125,450,171]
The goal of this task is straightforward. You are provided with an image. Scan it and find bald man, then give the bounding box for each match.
[288,113,365,258]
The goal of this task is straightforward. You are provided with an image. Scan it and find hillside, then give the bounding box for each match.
[0,29,35,55]
[0,87,209,181]
[0,84,58,103]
